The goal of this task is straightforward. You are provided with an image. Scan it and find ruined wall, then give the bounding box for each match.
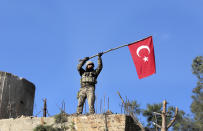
[0,71,35,119]
[0,114,140,131]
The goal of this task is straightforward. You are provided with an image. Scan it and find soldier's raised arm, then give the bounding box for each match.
[95,53,103,76]
[77,57,89,76]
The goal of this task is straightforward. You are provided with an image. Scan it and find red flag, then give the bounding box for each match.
[128,36,156,79]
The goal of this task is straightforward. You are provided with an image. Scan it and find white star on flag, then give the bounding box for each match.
[143,56,148,62]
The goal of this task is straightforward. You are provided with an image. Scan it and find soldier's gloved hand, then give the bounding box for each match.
[98,52,103,57]
[84,57,89,61]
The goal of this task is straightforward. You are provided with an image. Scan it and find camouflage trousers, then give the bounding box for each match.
[76,85,95,114]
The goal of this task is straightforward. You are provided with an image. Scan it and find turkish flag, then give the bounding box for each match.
[128,36,156,79]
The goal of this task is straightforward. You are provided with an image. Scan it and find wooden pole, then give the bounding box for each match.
[108,97,109,111]
[161,100,167,131]
[96,96,97,114]
[43,99,47,117]
[100,99,102,114]
[79,36,152,61]
[121,103,123,114]
[104,95,105,113]
[61,100,65,113]
[153,100,178,131]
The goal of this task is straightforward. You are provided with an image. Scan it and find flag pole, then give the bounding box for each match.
[81,36,152,60]
[88,43,129,59]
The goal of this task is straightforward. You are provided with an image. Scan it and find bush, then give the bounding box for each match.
[34,112,69,131]
[54,112,67,124]
[33,124,61,131]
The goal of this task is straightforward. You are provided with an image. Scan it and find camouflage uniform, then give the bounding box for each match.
[76,55,103,114]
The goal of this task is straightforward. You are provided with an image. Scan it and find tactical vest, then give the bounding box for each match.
[80,71,97,85]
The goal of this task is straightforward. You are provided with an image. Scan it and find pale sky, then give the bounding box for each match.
[0,0,203,122]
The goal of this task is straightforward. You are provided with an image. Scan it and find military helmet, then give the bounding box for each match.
[86,61,94,66]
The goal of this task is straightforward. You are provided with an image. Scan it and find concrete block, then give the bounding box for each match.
[0,71,35,119]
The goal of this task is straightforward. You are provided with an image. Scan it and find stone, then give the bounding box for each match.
[0,71,35,119]
[0,114,140,131]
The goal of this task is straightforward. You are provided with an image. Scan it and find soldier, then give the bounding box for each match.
[76,52,103,114]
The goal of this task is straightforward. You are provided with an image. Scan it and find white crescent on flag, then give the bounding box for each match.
[136,45,150,57]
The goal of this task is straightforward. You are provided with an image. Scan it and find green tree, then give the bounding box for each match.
[142,103,187,131]
[191,56,203,130]
[125,100,141,115]
[170,56,203,131]
[142,103,162,130]
[168,106,195,131]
